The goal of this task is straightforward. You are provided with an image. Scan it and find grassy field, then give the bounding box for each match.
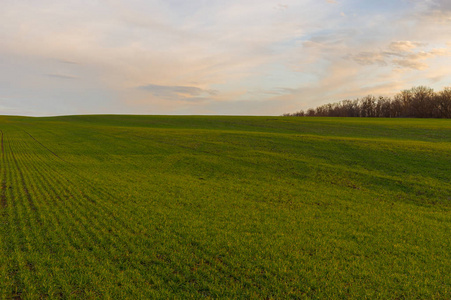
[0,115,450,299]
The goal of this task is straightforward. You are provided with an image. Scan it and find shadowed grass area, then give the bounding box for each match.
[0,115,450,298]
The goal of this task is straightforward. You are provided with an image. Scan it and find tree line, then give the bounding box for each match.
[284,86,451,118]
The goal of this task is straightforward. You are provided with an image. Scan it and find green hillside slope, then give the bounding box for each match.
[0,115,450,298]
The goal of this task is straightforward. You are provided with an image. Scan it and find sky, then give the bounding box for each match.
[1,0,451,116]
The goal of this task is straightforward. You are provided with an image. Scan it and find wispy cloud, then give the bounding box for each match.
[347,41,450,70]
[44,73,79,80]
[415,0,451,22]
[349,52,387,66]
[389,41,425,52]
[138,84,218,101]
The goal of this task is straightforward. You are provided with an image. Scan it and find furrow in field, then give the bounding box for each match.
[17,132,148,236]
[8,136,41,218]
[19,127,130,208]
[27,157,159,283]
[1,131,30,299]
[1,129,3,153]
[13,132,158,294]
[18,134,139,239]
[12,133,102,244]
[8,133,63,297]
[0,129,11,300]
[49,160,251,288]
[11,131,115,297]
[0,130,6,209]
[12,132,127,296]
[12,135,110,296]
[0,125,301,297]
[22,130,64,161]
[16,134,237,292]
[12,127,263,294]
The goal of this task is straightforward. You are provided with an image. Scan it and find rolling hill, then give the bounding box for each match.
[0,115,450,298]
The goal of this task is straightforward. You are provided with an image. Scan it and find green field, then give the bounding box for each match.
[0,115,450,299]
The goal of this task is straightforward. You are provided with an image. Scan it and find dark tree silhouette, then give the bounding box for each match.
[284,86,451,118]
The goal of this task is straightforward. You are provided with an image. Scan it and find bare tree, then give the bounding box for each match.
[284,86,451,118]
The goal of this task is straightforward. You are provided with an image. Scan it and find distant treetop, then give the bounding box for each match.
[284,86,451,118]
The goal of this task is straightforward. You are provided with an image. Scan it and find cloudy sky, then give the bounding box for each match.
[1,0,450,116]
